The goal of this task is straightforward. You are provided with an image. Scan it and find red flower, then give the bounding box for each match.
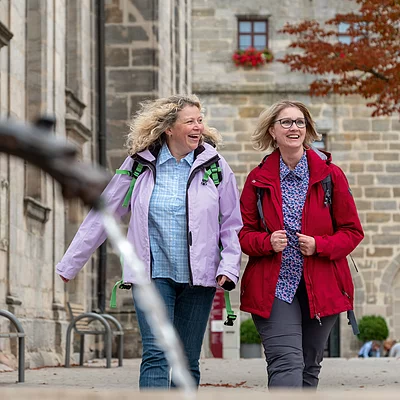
[232,47,274,68]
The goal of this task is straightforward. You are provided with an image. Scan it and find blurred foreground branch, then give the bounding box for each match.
[0,116,110,207]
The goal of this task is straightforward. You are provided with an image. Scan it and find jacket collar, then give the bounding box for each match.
[306,146,332,185]
[256,146,332,185]
[135,141,218,166]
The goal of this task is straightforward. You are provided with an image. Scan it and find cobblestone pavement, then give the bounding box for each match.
[0,357,399,392]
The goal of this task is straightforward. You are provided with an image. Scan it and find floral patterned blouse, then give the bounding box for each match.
[275,152,309,303]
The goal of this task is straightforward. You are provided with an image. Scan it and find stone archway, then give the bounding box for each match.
[391,270,400,340]
[352,263,366,314]
[341,262,367,356]
[380,253,400,339]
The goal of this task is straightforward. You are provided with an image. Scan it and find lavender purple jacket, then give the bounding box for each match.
[56,143,243,288]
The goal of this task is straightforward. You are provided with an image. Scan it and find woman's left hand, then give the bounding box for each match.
[217,275,232,287]
[296,233,316,256]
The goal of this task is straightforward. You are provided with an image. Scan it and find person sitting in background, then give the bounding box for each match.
[358,340,381,358]
[389,342,400,358]
[383,339,400,358]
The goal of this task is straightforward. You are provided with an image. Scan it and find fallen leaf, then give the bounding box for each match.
[200,381,249,388]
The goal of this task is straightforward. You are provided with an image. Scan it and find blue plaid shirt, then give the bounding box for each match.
[275,152,309,303]
[148,143,194,283]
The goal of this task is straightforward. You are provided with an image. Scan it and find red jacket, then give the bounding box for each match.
[239,148,364,320]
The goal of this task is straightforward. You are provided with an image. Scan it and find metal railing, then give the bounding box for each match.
[0,310,25,382]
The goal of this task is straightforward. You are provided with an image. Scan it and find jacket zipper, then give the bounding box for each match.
[133,155,156,276]
[185,155,220,286]
[302,188,322,326]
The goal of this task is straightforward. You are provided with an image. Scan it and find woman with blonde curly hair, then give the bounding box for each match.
[56,94,242,389]
[239,100,363,388]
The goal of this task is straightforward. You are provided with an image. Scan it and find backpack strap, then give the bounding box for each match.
[223,291,237,326]
[110,255,133,308]
[321,174,333,219]
[116,161,145,207]
[256,187,269,233]
[202,161,222,187]
[347,310,360,335]
[255,154,270,232]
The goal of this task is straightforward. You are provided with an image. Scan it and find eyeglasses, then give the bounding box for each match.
[274,118,306,129]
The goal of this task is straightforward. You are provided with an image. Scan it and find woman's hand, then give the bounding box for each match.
[217,275,235,291]
[217,275,231,287]
[270,230,288,252]
[60,275,70,283]
[296,233,316,256]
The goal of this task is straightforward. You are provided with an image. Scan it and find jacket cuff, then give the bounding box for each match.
[314,236,325,256]
[265,234,274,253]
[56,263,76,280]
[216,268,239,287]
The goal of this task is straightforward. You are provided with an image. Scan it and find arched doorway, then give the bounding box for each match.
[392,269,400,339]
[380,252,400,339]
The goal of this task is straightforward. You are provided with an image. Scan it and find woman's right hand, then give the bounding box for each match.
[60,275,70,283]
[270,230,288,252]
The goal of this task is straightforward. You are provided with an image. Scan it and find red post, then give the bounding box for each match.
[209,288,224,358]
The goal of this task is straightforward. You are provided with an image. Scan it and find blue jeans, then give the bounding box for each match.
[133,278,216,389]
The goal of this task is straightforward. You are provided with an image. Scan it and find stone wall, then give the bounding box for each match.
[192,0,400,357]
[0,0,98,367]
[0,0,192,366]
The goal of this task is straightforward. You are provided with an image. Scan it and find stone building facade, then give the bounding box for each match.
[1,0,399,368]
[0,0,191,367]
[0,0,99,367]
[191,0,400,357]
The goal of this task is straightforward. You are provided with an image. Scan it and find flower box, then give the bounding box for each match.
[232,47,274,68]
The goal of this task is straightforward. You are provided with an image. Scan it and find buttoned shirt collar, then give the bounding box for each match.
[158,143,194,167]
[280,151,308,181]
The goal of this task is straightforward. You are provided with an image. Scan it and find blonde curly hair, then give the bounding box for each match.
[125,94,221,155]
[252,100,321,152]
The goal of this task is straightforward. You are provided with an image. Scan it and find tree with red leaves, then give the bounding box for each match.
[279,0,400,116]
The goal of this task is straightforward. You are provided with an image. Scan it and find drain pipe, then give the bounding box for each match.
[97,0,107,313]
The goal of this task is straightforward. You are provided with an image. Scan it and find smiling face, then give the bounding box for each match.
[269,106,306,151]
[165,105,204,161]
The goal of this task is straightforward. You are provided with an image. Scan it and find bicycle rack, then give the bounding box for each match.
[0,309,25,383]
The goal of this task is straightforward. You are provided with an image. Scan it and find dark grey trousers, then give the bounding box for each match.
[252,279,338,389]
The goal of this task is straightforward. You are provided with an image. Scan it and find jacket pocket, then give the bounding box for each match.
[333,261,352,301]
[240,261,256,297]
